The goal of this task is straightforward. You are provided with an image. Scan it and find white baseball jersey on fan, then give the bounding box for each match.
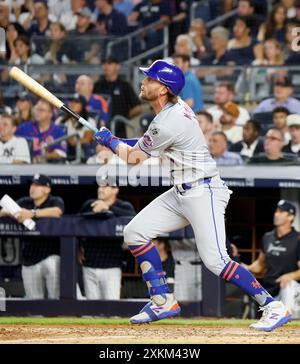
[124,99,232,283]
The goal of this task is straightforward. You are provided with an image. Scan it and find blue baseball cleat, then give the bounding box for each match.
[130,293,181,324]
[249,301,292,332]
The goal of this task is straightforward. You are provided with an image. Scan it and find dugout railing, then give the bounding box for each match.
[0,216,223,318]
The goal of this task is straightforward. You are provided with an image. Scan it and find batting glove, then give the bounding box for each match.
[94,127,121,154]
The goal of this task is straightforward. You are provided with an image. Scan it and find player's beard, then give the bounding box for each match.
[139,90,158,102]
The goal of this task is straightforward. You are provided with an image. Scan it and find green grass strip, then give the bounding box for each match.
[0,317,299,326]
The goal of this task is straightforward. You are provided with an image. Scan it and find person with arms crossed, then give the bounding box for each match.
[94,60,291,330]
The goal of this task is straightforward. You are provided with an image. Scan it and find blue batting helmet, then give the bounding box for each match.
[139,60,185,95]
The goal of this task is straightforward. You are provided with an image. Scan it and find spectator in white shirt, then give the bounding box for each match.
[219,101,243,144]
[60,0,86,31]
[207,82,250,127]
[283,114,300,156]
[0,113,31,164]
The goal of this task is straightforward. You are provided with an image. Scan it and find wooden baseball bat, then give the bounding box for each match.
[9,66,98,133]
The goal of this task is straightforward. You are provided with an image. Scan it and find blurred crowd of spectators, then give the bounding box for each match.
[1,0,300,165]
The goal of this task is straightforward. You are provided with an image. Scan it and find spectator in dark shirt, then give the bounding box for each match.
[283,114,300,156]
[226,0,261,38]
[201,26,232,66]
[227,15,259,65]
[16,99,67,163]
[128,0,171,54]
[230,119,264,161]
[94,57,141,137]
[0,174,64,299]
[79,184,136,299]
[244,200,300,318]
[258,3,288,44]
[68,7,97,63]
[248,128,299,164]
[26,0,51,56]
[95,0,128,36]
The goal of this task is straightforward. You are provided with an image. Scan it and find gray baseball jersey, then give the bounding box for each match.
[124,99,232,295]
[137,98,219,185]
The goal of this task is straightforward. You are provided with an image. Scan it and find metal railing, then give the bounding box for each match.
[40,132,82,164]
[106,19,169,62]
[110,115,142,136]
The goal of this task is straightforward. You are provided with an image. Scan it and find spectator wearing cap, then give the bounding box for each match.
[55,94,97,160]
[173,54,203,113]
[226,15,260,65]
[16,99,67,163]
[208,131,243,165]
[283,114,300,156]
[254,75,300,114]
[60,0,87,31]
[219,101,243,144]
[94,57,141,138]
[79,185,135,300]
[230,119,264,161]
[75,75,109,126]
[272,106,291,145]
[207,82,250,127]
[0,174,65,300]
[0,113,31,164]
[14,93,34,125]
[69,6,96,36]
[244,199,300,319]
[95,0,128,36]
[196,111,215,143]
[248,128,299,164]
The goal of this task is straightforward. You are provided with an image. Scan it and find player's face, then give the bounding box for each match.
[273,208,292,226]
[97,186,118,201]
[29,183,50,200]
[140,77,166,102]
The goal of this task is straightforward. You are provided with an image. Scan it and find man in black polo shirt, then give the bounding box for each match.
[0,174,64,299]
[79,184,135,299]
[245,200,300,318]
[94,57,142,138]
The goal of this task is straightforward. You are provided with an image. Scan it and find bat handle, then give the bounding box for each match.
[60,105,99,133]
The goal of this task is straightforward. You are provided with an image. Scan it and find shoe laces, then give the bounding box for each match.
[257,305,272,323]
